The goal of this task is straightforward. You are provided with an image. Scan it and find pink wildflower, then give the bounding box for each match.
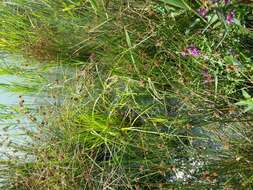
[197,7,208,18]
[182,45,201,57]
[226,11,235,24]
[224,0,230,5]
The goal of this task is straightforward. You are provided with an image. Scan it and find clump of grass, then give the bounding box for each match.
[0,0,108,61]
[1,0,253,189]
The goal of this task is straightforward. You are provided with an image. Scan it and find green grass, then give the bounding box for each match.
[0,0,253,189]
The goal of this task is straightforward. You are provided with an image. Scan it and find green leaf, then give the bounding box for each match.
[160,0,189,9]
[124,28,139,73]
[244,105,253,113]
[148,118,168,123]
[236,98,253,113]
[89,0,98,14]
[242,90,251,99]
[62,3,75,16]
[124,28,132,49]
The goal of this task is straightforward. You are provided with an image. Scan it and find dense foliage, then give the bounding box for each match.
[0,0,253,189]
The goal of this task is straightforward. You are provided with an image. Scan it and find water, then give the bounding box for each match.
[0,53,73,185]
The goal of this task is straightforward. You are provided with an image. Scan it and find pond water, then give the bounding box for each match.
[0,53,74,185]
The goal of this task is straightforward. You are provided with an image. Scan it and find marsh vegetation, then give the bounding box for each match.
[0,0,253,189]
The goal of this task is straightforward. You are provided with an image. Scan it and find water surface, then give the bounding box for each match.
[0,53,72,185]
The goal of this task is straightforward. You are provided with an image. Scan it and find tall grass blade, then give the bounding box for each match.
[160,0,189,9]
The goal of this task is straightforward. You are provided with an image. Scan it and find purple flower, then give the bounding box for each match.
[224,0,230,5]
[182,45,201,57]
[197,7,208,18]
[226,11,235,24]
